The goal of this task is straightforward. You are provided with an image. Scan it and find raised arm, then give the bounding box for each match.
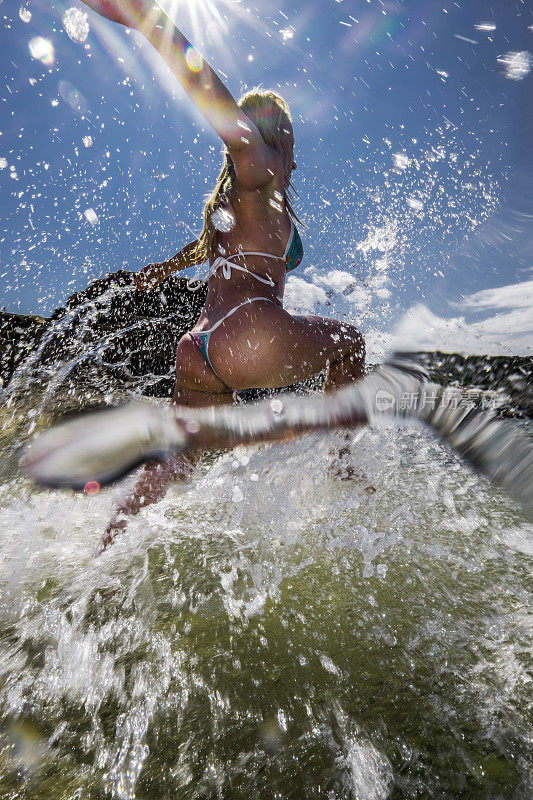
[81,1,280,188]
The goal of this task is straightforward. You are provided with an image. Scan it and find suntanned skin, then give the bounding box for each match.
[81,1,365,549]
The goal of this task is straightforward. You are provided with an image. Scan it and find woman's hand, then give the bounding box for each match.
[134,262,167,291]
[81,0,160,29]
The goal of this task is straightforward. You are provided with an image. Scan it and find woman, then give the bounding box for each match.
[82,1,365,546]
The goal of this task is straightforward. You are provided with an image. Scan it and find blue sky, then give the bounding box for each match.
[0,0,532,355]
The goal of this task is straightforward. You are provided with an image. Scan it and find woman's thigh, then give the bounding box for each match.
[174,333,235,396]
[205,302,364,391]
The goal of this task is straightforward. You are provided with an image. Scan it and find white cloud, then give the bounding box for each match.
[314,269,354,294]
[453,280,533,313]
[313,270,375,308]
[395,277,533,356]
[285,273,532,358]
[284,276,327,314]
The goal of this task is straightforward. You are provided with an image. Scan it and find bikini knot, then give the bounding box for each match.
[221,260,233,280]
[210,256,233,280]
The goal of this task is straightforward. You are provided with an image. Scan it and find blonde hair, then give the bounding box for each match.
[187,89,299,268]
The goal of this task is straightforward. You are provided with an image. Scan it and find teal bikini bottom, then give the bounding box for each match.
[189,296,276,394]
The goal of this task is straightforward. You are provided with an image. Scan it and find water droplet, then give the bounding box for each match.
[84,208,99,226]
[82,135,93,148]
[211,207,235,232]
[497,51,531,80]
[63,7,89,43]
[406,197,424,212]
[232,485,244,503]
[0,158,7,170]
[319,654,340,675]
[19,6,31,23]
[280,28,294,40]
[392,152,410,170]
[185,45,203,72]
[29,37,54,65]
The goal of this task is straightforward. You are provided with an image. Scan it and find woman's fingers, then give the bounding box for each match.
[135,264,164,290]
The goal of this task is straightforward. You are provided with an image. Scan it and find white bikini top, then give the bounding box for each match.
[187,218,297,292]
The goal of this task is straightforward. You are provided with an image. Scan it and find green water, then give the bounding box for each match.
[0,428,531,799]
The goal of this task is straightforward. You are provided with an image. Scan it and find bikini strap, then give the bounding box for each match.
[187,236,293,293]
[200,296,275,335]
[210,256,277,287]
[187,276,208,292]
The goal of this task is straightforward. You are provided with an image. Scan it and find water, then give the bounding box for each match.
[0,416,531,798]
[1,1,532,796]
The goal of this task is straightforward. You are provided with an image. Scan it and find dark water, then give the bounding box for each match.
[0,415,531,799]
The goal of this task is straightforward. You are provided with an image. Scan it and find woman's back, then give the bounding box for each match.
[200,176,298,320]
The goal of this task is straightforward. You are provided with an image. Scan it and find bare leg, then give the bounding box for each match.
[324,348,365,394]
[101,382,233,551]
[102,310,365,550]
[205,305,365,392]
[321,338,373,488]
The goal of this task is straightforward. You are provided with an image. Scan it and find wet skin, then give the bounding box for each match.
[173,124,364,405]
[83,0,365,546]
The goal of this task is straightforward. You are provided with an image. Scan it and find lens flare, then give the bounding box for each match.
[84,480,100,495]
[29,37,54,65]
[185,44,203,72]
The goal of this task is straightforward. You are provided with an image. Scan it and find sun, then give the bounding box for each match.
[75,0,279,119]
[162,0,231,43]
[159,0,276,63]
[134,0,277,107]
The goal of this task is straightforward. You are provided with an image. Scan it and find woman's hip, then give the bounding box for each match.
[177,302,365,393]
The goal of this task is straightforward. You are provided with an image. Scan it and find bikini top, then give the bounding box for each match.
[188,218,303,292]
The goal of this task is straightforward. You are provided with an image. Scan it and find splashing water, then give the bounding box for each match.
[0,0,532,797]
[62,7,90,44]
[1,264,531,798]
[392,152,410,171]
[19,6,31,24]
[0,417,532,799]
[497,51,532,80]
[211,206,236,232]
